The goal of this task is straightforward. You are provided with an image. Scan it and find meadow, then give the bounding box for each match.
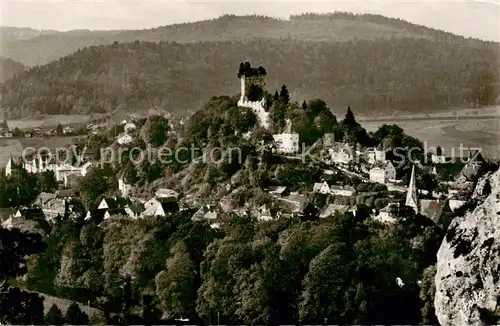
[6,115,93,130]
[362,116,500,159]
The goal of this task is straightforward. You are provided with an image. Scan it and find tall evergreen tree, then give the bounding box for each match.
[344,105,356,126]
[65,302,89,325]
[45,304,64,325]
[302,100,308,110]
[56,124,64,136]
[280,85,290,105]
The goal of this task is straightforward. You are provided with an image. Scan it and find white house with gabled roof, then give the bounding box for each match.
[313,181,331,194]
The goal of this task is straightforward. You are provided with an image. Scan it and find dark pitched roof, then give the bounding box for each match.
[128,202,144,214]
[102,197,130,210]
[35,192,57,206]
[16,207,45,220]
[56,189,76,198]
[268,185,288,194]
[159,201,179,213]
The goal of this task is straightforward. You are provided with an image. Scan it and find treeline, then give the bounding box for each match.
[1,38,498,118]
[290,12,494,46]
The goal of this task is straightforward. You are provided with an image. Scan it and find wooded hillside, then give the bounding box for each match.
[1,37,498,118]
[1,13,494,67]
[0,56,25,82]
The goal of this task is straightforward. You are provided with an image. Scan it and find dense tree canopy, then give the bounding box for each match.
[0,228,47,324]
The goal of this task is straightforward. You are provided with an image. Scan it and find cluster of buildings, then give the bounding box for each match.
[5,154,97,187]
[376,165,444,224]
[0,120,12,138]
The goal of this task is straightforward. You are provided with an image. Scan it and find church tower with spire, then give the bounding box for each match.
[405,164,419,213]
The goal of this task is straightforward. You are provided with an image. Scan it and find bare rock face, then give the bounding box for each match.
[435,169,500,325]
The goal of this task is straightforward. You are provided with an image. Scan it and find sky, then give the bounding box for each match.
[1,0,499,42]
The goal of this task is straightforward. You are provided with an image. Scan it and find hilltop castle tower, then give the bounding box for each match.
[405,164,420,213]
[237,62,269,129]
[240,74,247,103]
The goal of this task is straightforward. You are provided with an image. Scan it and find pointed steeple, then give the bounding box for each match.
[405,164,419,213]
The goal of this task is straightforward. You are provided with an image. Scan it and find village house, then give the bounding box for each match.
[155,188,180,200]
[369,161,396,184]
[255,204,280,221]
[118,172,134,198]
[63,126,73,134]
[313,181,330,194]
[4,157,17,176]
[0,131,13,138]
[431,154,447,164]
[268,186,289,197]
[124,122,137,133]
[191,204,219,222]
[320,204,349,218]
[322,133,336,147]
[41,198,69,221]
[374,203,399,223]
[55,163,82,182]
[448,199,466,212]
[117,133,133,145]
[35,192,57,207]
[142,197,179,217]
[0,120,9,134]
[2,207,46,230]
[329,185,356,197]
[273,120,299,154]
[328,142,353,165]
[80,161,97,177]
[366,146,386,165]
[96,197,138,220]
[63,173,81,188]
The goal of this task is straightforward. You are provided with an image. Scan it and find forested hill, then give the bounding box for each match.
[0,56,25,82]
[1,13,495,67]
[1,38,498,118]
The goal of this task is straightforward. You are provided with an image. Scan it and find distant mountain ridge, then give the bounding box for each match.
[1,37,497,118]
[1,13,495,67]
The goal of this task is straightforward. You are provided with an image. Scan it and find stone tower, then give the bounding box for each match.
[240,75,246,102]
[405,164,419,213]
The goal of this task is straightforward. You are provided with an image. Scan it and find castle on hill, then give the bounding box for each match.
[237,62,299,154]
[237,62,270,129]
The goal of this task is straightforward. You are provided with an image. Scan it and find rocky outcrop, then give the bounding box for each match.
[435,169,500,325]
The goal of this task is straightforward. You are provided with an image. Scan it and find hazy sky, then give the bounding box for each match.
[1,0,499,41]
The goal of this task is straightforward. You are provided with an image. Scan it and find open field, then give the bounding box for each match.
[357,105,500,122]
[6,115,93,130]
[362,116,500,159]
